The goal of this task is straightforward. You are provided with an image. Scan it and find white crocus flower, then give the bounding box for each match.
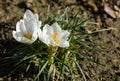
[39,22,70,48]
[12,9,41,44]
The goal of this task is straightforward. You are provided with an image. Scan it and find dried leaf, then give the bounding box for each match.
[104,5,116,18]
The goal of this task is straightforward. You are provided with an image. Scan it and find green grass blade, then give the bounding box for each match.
[26,63,31,72]
[34,61,48,81]
[47,64,54,81]
[15,54,35,66]
[67,62,76,81]
[74,60,87,81]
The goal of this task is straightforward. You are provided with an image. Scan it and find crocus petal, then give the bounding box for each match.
[31,31,38,42]
[24,9,35,21]
[39,30,51,45]
[43,24,53,36]
[12,31,22,40]
[23,18,36,33]
[59,31,70,41]
[13,9,41,44]
[37,21,42,29]
[34,14,39,21]
[52,22,62,33]
[18,37,33,44]
[16,21,21,32]
[34,14,42,29]
[43,34,51,45]
[40,22,70,48]
[12,31,31,43]
[59,41,69,48]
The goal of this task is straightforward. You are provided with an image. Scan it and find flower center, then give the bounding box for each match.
[52,32,59,44]
[23,33,32,39]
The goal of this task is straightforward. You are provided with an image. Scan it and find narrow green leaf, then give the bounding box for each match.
[26,63,31,72]
[34,61,48,81]
[15,54,35,66]
[74,60,87,81]
[47,64,54,81]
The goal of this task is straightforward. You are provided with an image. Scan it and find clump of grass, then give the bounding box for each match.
[6,7,102,81]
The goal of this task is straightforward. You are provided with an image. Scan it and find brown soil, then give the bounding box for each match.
[0,0,120,81]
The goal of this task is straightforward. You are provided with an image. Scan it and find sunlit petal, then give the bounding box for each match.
[12,9,41,44]
[39,22,70,48]
[52,22,62,33]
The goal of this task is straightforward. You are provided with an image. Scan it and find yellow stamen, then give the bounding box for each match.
[52,32,59,44]
[23,33,32,39]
